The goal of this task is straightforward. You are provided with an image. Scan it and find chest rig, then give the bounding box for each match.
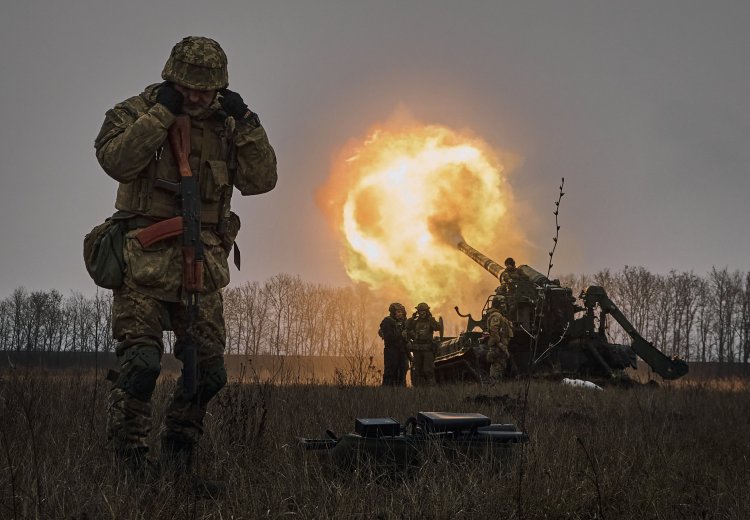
[115,113,237,226]
[413,320,435,343]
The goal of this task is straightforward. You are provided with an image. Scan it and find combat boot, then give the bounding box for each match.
[190,474,227,499]
[115,447,159,482]
[160,438,194,473]
[161,438,226,499]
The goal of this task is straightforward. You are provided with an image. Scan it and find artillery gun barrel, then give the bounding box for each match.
[457,241,504,280]
[457,241,552,286]
[518,265,552,286]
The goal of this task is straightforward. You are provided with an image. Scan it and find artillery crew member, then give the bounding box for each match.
[499,257,527,289]
[498,257,529,322]
[406,302,441,386]
[379,303,409,386]
[485,298,514,381]
[93,36,277,479]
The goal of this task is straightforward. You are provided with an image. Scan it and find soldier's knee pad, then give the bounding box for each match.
[199,358,227,405]
[117,346,161,402]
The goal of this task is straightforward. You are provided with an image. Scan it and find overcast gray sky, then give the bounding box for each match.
[0,0,748,297]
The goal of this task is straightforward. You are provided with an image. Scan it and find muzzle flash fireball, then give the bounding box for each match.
[317,121,522,306]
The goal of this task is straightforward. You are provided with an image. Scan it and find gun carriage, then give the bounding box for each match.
[434,241,689,384]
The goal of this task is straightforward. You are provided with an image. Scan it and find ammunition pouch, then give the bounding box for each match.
[202,231,231,291]
[201,160,230,203]
[219,211,241,255]
[83,213,129,289]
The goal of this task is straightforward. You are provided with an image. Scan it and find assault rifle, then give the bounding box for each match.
[135,116,202,398]
[170,115,202,399]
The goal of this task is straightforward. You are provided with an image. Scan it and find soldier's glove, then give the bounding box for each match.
[156,82,183,115]
[219,88,261,128]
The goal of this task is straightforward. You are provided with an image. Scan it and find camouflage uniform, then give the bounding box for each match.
[499,265,528,293]
[95,37,277,463]
[498,260,529,323]
[379,303,409,386]
[406,304,441,386]
[485,307,514,381]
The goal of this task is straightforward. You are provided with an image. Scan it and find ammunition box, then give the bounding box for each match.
[354,417,401,438]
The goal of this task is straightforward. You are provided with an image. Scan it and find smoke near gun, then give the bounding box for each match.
[316,113,527,327]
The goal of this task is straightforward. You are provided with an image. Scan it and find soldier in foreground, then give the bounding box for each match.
[379,303,409,386]
[406,303,441,386]
[485,297,514,381]
[93,36,277,483]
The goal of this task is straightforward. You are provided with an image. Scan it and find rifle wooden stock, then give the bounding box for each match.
[169,116,193,179]
[135,216,183,248]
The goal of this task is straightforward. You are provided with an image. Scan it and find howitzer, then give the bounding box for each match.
[299,412,527,472]
[434,241,689,384]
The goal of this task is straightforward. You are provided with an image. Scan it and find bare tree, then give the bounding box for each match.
[10,287,28,352]
[740,272,750,364]
[710,268,741,362]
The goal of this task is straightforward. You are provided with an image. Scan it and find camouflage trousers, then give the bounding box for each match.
[382,347,409,386]
[410,344,436,386]
[486,342,510,381]
[107,285,227,453]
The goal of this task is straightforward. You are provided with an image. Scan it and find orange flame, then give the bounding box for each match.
[317,117,525,313]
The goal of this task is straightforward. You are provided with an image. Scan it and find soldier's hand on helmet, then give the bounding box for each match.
[219,88,260,127]
[156,82,184,115]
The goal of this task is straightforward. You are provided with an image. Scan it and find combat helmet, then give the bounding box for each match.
[388,302,406,316]
[162,36,228,90]
[415,302,430,312]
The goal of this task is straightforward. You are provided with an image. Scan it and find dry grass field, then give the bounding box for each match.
[1,365,748,519]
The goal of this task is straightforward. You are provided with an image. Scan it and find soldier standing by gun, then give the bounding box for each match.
[379,303,409,386]
[93,36,277,481]
[406,302,442,386]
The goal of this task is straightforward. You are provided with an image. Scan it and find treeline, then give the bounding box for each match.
[1,268,749,363]
[0,275,385,358]
[559,266,750,363]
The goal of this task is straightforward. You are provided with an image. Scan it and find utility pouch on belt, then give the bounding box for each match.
[83,212,128,289]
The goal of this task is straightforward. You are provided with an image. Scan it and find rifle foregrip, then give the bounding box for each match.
[194,260,204,292]
[182,247,204,292]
